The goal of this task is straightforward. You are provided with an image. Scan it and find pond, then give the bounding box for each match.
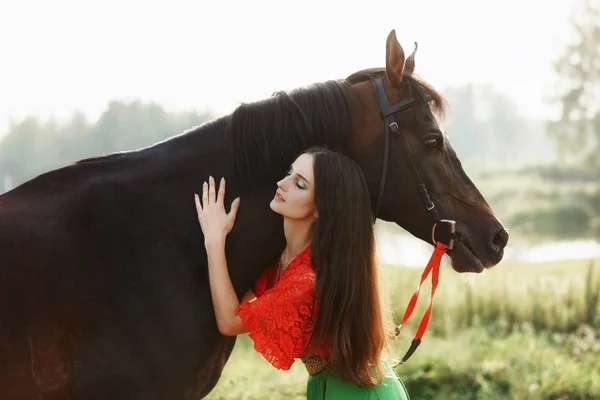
[376,232,600,267]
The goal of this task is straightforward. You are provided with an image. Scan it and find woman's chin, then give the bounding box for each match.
[269,200,282,214]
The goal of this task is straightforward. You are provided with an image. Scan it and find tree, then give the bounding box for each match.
[0,102,215,192]
[548,0,600,168]
[443,84,551,166]
[547,0,600,238]
[0,116,44,185]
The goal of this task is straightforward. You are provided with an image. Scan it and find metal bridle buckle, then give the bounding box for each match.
[432,219,456,250]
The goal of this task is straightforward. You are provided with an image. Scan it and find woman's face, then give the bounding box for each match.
[270,153,317,221]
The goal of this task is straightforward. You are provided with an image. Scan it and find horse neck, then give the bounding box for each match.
[133,117,231,184]
[344,81,385,155]
[149,117,227,163]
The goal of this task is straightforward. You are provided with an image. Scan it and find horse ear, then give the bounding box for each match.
[385,29,405,88]
[405,42,418,75]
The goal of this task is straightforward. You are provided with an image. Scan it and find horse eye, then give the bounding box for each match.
[424,138,440,149]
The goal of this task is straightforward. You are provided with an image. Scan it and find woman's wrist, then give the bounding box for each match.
[204,236,226,252]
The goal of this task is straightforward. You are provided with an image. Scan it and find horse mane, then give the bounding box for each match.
[346,68,448,119]
[225,80,354,187]
[225,69,448,187]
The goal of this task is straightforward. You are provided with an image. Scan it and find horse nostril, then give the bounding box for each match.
[491,229,509,251]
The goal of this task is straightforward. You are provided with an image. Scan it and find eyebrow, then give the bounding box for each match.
[297,174,311,187]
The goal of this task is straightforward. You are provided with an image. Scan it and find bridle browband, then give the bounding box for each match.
[370,76,456,364]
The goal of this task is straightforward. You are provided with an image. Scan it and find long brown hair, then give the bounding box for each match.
[302,146,393,387]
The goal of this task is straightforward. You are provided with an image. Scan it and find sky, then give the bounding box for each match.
[0,0,576,137]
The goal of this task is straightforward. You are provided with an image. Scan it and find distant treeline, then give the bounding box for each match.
[478,165,600,240]
[0,101,215,189]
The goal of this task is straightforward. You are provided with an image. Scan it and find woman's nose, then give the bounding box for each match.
[277,176,290,190]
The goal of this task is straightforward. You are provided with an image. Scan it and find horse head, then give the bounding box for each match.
[345,30,508,273]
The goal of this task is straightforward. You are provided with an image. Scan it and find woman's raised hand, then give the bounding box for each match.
[194,176,240,247]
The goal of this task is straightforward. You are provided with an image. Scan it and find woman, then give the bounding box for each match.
[194,147,410,399]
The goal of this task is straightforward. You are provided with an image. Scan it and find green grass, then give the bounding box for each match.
[207,328,600,400]
[205,336,309,400]
[394,327,600,400]
[206,258,600,399]
[382,258,600,337]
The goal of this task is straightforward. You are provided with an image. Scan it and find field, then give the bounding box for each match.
[206,258,600,400]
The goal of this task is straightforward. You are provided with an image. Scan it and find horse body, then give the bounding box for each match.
[0,31,509,399]
[0,117,289,399]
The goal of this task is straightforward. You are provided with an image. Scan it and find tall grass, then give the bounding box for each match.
[384,258,600,342]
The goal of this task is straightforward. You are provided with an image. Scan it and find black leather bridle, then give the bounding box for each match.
[371,77,439,223]
[370,76,455,248]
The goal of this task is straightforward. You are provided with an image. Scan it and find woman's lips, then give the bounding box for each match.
[275,192,285,202]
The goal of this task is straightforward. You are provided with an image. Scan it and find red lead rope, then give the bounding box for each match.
[394,241,448,365]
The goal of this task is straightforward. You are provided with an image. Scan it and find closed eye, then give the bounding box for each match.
[296,180,307,189]
[286,166,308,189]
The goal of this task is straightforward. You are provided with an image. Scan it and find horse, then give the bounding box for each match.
[0,30,508,399]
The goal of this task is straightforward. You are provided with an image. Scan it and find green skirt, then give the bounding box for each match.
[306,362,410,400]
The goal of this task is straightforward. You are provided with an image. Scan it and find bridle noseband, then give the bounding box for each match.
[371,77,456,364]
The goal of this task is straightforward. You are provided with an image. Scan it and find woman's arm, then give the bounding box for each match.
[205,240,248,336]
[195,176,246,336]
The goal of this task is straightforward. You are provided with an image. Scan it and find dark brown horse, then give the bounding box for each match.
[0,30,508,399]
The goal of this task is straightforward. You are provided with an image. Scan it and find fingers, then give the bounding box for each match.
[208,176,216,204]
[201,176,231,209]
[194,194,205,231]
[194,193,202,213]
[217,177,225,205]
[202,181,208,207]
[229,197,241,221]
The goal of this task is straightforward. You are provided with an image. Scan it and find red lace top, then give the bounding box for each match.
[235,246,329,370]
